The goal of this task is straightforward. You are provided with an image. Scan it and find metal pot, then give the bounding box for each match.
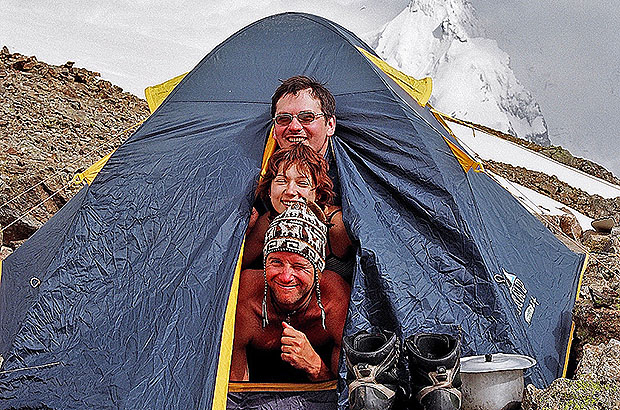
[460,353,536,410]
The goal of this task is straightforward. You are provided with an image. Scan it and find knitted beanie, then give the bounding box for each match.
[263,199,327,273]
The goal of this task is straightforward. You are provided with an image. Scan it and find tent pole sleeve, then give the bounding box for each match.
[562,252,589,378]
[212,239,245,410]
[260,128,277,178]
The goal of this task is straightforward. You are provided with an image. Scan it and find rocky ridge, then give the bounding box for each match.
[1,47,620,407]
[0,46,150,254]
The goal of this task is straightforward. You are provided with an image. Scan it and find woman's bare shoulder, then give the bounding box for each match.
[238,269,264,295]
[321,269,351,297]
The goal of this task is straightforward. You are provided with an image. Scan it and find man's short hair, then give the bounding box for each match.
[271,76,336,119]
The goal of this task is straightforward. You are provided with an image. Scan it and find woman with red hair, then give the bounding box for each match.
[242,144,354,281]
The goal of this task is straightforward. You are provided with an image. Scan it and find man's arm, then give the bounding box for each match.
[241,213,269,269]
[230,338,249,381]
[327,209,353,259]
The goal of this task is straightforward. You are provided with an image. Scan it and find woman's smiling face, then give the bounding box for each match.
[269,163,316,213]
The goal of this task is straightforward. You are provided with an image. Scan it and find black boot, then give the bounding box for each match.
[405,333,462,410]
[343,330,400,410]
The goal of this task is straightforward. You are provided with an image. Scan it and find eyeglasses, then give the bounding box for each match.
[273,111,325,126]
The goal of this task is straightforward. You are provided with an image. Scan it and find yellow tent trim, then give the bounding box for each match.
[213,239,245,410]
[228,380,337,393]
[442,137,483,173]
[357,47,432,107]
[145,72,188,113]
[562,252,589,378]
[430,110,483,173]
[72,152,113,186]
[261,128,277,177]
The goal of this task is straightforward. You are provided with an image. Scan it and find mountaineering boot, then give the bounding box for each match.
[405,333,462,410]
[343,330,400,410]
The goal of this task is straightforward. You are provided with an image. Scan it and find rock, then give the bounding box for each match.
[0,246,12,260]
[611,228,620,254]
[559,212,583,240]
[523,340,620,409]
[573,301,620,347]
[522,378,620,410]
[582,230,613,253]
[540,180,559,196]
[576,339,620,383]
[592,216,616,234]
[541,145,576,166]
[589,285,620,309]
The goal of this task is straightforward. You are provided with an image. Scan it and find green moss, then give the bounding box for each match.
[543,379,620,410]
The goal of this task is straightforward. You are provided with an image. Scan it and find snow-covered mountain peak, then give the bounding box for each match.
[367,0,550,146]
[407,0,480,39]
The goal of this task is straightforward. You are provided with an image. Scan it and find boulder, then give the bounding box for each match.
[573,301,620,346]
[592,216,616,234]
[559,212,583,241]
[576,339,620,383]
[582,230,614,253]
[0,246,12,261]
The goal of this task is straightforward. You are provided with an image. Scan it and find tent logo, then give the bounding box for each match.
[495,269,539,325]
[495,268,528,312]
[524,297,539,325]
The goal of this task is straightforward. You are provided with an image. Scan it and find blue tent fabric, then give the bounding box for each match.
[0,12,583,410]
[0,185,89,356]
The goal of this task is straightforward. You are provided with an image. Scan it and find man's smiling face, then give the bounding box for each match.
[265,251,316,311]
[273,88,335,156]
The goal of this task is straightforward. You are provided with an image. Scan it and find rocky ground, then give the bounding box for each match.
[0,46,150,255]
[1,47,620,407]
[480,141,620,409]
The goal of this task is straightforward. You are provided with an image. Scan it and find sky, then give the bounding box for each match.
[1,0,619,178]
[473,0,620,178]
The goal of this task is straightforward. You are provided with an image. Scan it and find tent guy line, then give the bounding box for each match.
[0,120,141,211]
[0,361,63,376]
[0,179,77,235]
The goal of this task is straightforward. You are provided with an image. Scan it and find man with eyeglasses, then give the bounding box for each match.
[270,76,336,157]
[265,76,342,210]
[248,76,342,227]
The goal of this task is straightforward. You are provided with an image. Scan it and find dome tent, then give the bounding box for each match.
[0,12,584,409]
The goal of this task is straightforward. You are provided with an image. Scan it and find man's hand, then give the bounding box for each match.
[281,322,332,380]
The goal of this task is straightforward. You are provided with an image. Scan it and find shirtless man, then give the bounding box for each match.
[230,200,350,382]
